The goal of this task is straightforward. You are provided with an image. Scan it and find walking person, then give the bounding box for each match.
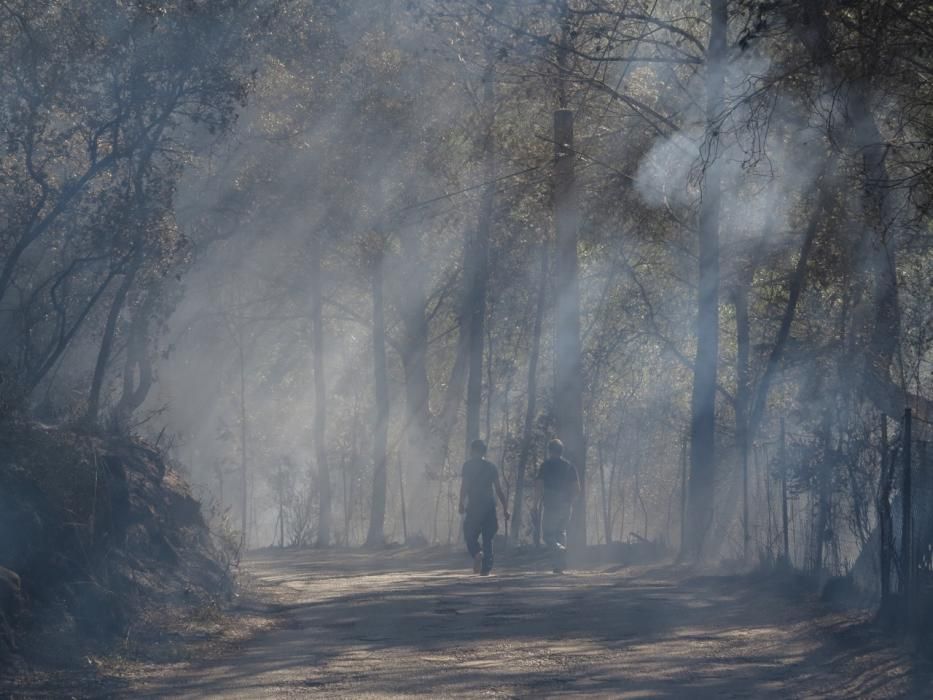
[535,438,580,573]
[459,439,509,576]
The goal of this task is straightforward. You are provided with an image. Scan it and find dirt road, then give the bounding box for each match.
[132,547,930,698]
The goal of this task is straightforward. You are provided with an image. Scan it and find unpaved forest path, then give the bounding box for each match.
[135,548,931,698]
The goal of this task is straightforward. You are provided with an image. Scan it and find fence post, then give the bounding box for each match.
[780,417,789,566]
[920,439,929,623]
[901,408,913,619]
[680,434,688,556]
[880,413,890,606]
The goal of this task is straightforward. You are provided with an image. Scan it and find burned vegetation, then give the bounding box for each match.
[0,422,236,679]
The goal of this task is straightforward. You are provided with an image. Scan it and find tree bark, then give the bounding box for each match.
[86,252,141,426]
[397,450,408,542]
[733,280,751,563]
[598,441,611,544]
[397,225,433,535]
[510,244,548,543]
[238,329,249,548]
[780,417,790,564]
[879,415,892,603]
[465,55,496,450]
[685,0,726,562]
[812,412,833,574]
[553,108,587,548]
[366,252,390,546]
[114,290,155,424]
[279,462,286,548]
[311,232,332,547]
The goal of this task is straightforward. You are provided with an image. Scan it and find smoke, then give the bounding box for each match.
[11,0,917,565]
[634,52,830,259]
[136,3,486,547]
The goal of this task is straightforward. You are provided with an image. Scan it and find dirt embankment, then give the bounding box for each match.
[0,422,234,680]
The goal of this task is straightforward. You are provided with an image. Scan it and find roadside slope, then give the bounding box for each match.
[0,422,234,694]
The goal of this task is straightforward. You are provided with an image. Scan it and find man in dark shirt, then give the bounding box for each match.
[459,439,509,575]
[535,438,580,573]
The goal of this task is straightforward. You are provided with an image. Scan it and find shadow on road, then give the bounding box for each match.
[129,547,933,698]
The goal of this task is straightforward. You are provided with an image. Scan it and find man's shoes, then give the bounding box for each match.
[480,569,491,576]
[473,551,483,574]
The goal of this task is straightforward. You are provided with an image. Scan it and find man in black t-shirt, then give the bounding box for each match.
[459,439,509,575]
[535,438,580,573]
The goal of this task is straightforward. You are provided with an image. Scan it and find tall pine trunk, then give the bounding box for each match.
[685,0,726,561]
[366,251,389,546]
[238,329,249,548]
[553,108,587,548]
[734,280,751,563]
[311,232,331,547]
[398,225,432,538]
[465,53,496,450]
[510,244,548,543]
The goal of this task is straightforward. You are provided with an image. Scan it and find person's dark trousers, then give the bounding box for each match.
[543,500,571,570]
[464,505,498,574]
[542,500,571,547]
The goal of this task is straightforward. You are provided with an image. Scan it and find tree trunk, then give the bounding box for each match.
[86,253,141,426]
[311,232,331,547]
[498,369,512,539]
[609,428,623,541]
[780,417,790,565]
[341,452,350,546]
[680,435,689,557]
[397,450,408,542]
[598,441,611,544]
[553,108,587,548]
[485,321,495,447]
[900,408,913,598]
[367,253,389,547]
[813,412,833,575]
[685,0,726,562]
[879,415,892,603]
[465,57,496,450]
[114,291,155,424]
[238,331,249,548]
[398,226,433,535]
[278,461,286,548]
[510,245,548,543]
[734,280,751,563]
